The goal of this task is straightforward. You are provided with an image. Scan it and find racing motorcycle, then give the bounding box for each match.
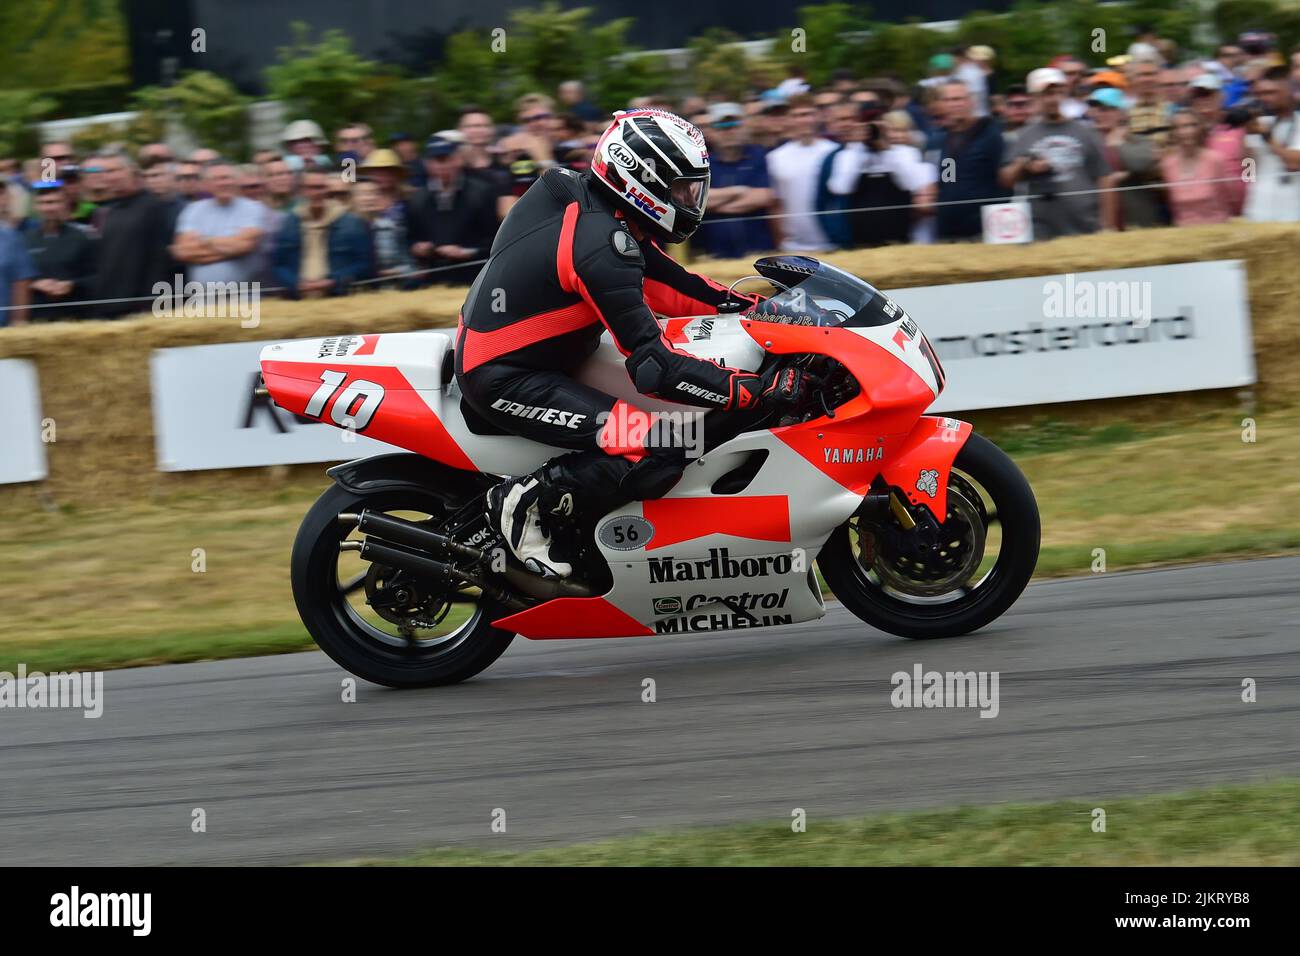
[258,256,1040,687]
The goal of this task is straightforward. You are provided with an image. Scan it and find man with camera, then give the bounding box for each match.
[1001,68,1111,240]
[826,100,934,247]
[1243,66,1300,222]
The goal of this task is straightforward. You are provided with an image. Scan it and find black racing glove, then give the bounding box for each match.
[729,365,815,414]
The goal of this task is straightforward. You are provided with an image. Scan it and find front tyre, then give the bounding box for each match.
[291,483,515,687]
[819,433,1039,639]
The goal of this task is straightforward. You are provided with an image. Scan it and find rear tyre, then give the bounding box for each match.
[819,433,1039,639]
[291,483,515,687]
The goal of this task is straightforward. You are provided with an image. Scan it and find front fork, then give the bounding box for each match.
[878,416,973,524]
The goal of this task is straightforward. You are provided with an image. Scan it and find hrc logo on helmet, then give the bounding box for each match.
[623,183,668,220]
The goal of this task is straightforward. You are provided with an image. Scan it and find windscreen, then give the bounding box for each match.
[747,256,900,328]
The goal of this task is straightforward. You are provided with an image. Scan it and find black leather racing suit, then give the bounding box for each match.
[455,166,759,504]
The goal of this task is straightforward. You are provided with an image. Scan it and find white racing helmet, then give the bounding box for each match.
[589,109,710,243]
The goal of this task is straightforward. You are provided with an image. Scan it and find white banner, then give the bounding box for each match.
[0,359,48,484]
[887,260,1255,413]
[150,340,402,472]
[147,260,1255,471]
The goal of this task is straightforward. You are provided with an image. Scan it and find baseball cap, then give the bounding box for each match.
[707,102,744,127]
[1027,67,1068,94]
[1189,73,1223,92]
[966,45,995,63]
[1088,69,1128,90]
[423,135,458,158]
[1087,87,1127,110]
[929,53,956,72]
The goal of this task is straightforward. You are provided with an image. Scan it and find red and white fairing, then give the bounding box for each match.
[259,304,967,640]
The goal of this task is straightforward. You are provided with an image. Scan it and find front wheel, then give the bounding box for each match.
[819,433,1040,639]
[291,483,515,687]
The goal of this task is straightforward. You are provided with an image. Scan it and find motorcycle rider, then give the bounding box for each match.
[457,109,812,577]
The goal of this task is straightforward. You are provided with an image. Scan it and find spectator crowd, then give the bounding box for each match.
[2,27,1299,327]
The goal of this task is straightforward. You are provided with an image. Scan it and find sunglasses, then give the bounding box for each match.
[522,112,553,123]
[46,154,74,162]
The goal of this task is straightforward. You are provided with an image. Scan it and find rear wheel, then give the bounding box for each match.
[291,483,515,687]
[819,433,1039,639]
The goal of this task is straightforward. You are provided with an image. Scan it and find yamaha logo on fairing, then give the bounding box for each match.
[607,142,638,169]
[823,447,883,464]
[648,548,794,583]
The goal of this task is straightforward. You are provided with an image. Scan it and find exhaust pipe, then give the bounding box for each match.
[339,510,598,603]
[342,537,527,610]
[339,510,486,562]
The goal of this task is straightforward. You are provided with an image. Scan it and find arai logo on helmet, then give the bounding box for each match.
[623,183,668,220]
[606,142,638,170]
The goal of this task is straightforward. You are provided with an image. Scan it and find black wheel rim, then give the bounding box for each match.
[321,493,490,663]
[845,467,1008,615]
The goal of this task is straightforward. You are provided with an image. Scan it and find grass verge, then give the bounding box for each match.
[331,777,1300,866]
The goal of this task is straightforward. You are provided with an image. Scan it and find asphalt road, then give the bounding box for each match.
[4,557,1299,865]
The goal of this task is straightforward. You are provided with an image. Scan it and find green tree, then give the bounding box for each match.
[688,30,758,101]
[0,90,56,157]
[0,0,129,91]
[770,3,871,85]
[438,29,515,121]
[132,72,251,159]
[1214,0,1296,48]
[859,20,949,84]
[264,23,384,140]
[508,2,596,95]
[434,6,671,123]
[586,20,672,112]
